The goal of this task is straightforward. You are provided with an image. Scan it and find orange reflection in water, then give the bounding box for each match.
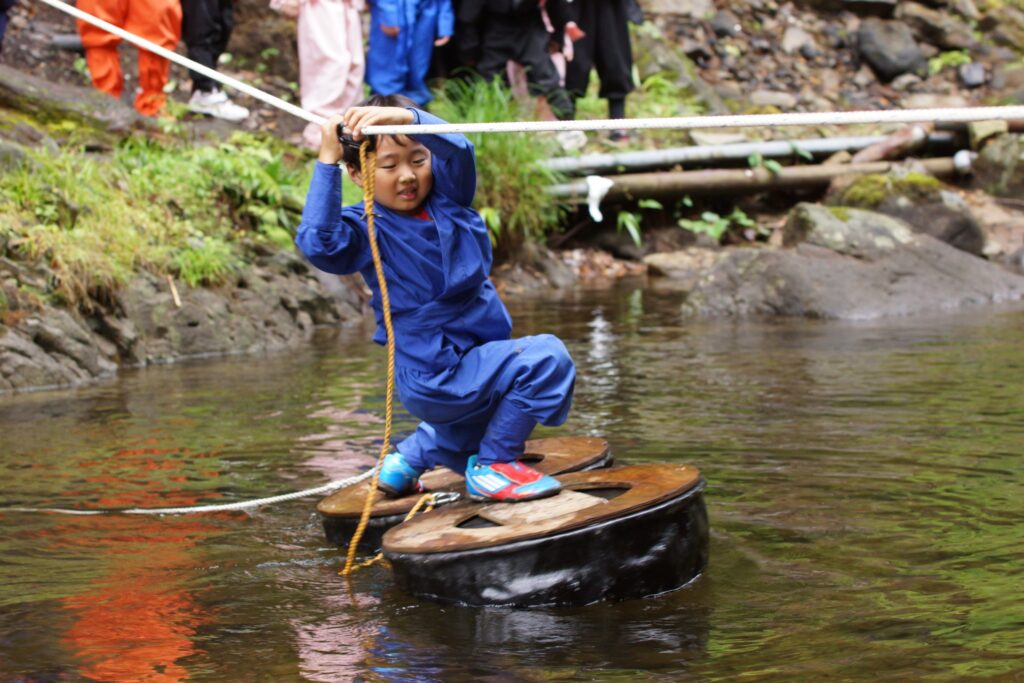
[58,515,220,683]
[55,446,231,682]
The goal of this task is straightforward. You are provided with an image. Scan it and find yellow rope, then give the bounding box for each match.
[350,492,438,571]
[341,141,398,577]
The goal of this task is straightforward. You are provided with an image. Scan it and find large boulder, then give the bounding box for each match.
[0,64,145,142]
[672,204,1024,319]
[857,19,926,81]
[831,172,986,256]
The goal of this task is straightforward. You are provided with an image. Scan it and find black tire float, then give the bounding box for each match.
[382,463,709,607]
[317,436,613,550]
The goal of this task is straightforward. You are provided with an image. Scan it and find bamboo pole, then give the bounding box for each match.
[548,156,968,201]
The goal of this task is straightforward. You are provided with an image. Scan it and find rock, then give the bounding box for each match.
[646,0,713,17]
[832,172,987,255]
[644,248,722,290]
[841,0,898,17]
[962,191,1024,258]
[0,254,369,393]
[896,2,974,49]
[972,134,1024,198]
[978,6,1024,50]
[677,204,1024,319]
[750,89,798,109]
[857,19,926,82]
[782,26,814,54]
[0,140,26,172]
[957,63,987,89]
[711,10,742,37]
[890,73,923,91]
[853,65,875,88]
[900,93,969,109]
[944,0,980,21]
[0,64,148,143]
[968,120,1009,149]
[633,23,726,113]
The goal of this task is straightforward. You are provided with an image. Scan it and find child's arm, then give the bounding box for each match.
[407,109,477,208]
[294,117,372,275]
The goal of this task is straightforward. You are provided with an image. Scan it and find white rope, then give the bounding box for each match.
[36,0,1024,137]
[35,0,326,126]
[363,106,1024,136]
[4,469,373,515]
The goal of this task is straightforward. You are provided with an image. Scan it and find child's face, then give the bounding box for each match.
[348,135,433,216]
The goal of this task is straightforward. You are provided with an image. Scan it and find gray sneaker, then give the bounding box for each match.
[188,89,249,122]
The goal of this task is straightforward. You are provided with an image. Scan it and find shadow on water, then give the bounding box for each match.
[1,283,1023,681]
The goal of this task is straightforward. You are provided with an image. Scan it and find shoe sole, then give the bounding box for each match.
[378,481,410,499]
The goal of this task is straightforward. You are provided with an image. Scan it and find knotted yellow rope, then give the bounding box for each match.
[348,492,439,571]
[341,141,397,576]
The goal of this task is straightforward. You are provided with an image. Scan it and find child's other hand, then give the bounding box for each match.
[318,114,345,165]
[434,35,450,47]
[381,24,400,37]
[342,106,415,141]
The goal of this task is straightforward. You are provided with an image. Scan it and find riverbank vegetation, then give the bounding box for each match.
[1,132,312,308]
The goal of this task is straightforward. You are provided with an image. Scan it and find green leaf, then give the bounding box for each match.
[763,159,784,175]
[617,210,643,247]
[638,198,663,210]
[790,143,814,161]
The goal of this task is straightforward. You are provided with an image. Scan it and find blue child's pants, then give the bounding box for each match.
[395,334,576,473]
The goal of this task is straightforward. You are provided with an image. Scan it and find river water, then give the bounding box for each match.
[1,283,1022,682]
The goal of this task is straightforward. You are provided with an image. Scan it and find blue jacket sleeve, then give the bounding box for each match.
[407,108,477,207]
[373,0,402,28]
[437,0,455,38]
[295,162,372,275]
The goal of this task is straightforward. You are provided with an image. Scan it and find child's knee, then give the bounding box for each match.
[529,334,575,380]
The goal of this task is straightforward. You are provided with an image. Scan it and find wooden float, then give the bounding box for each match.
[317,436,613,550]
[382,463,708,607]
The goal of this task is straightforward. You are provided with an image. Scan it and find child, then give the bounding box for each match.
[75,0,182,116]
[366,0,454,106]
[274,0,366,150]
[295,94,575,502]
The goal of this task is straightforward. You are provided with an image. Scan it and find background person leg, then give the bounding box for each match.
[126,0,182,116]
[76,0,127,100]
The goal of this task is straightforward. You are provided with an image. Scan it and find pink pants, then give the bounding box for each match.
[298,0,365,149]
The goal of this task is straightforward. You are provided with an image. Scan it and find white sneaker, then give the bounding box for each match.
[187,89,250,122]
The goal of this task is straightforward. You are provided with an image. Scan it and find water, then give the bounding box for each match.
[2,284,1023,682]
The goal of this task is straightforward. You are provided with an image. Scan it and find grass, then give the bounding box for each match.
[0,132,312,307]
[430,77,568,257]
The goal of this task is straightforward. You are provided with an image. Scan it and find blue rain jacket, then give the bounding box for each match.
[367,0,455,105]
[296,109,575,471]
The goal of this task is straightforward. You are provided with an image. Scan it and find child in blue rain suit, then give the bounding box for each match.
[367,0,454,106]
[295,94,575,502]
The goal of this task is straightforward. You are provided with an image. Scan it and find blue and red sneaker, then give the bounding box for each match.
[464,455,562,502]
[377,451,425,498]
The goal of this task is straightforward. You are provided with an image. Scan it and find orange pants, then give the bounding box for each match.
[76,0,182,116]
